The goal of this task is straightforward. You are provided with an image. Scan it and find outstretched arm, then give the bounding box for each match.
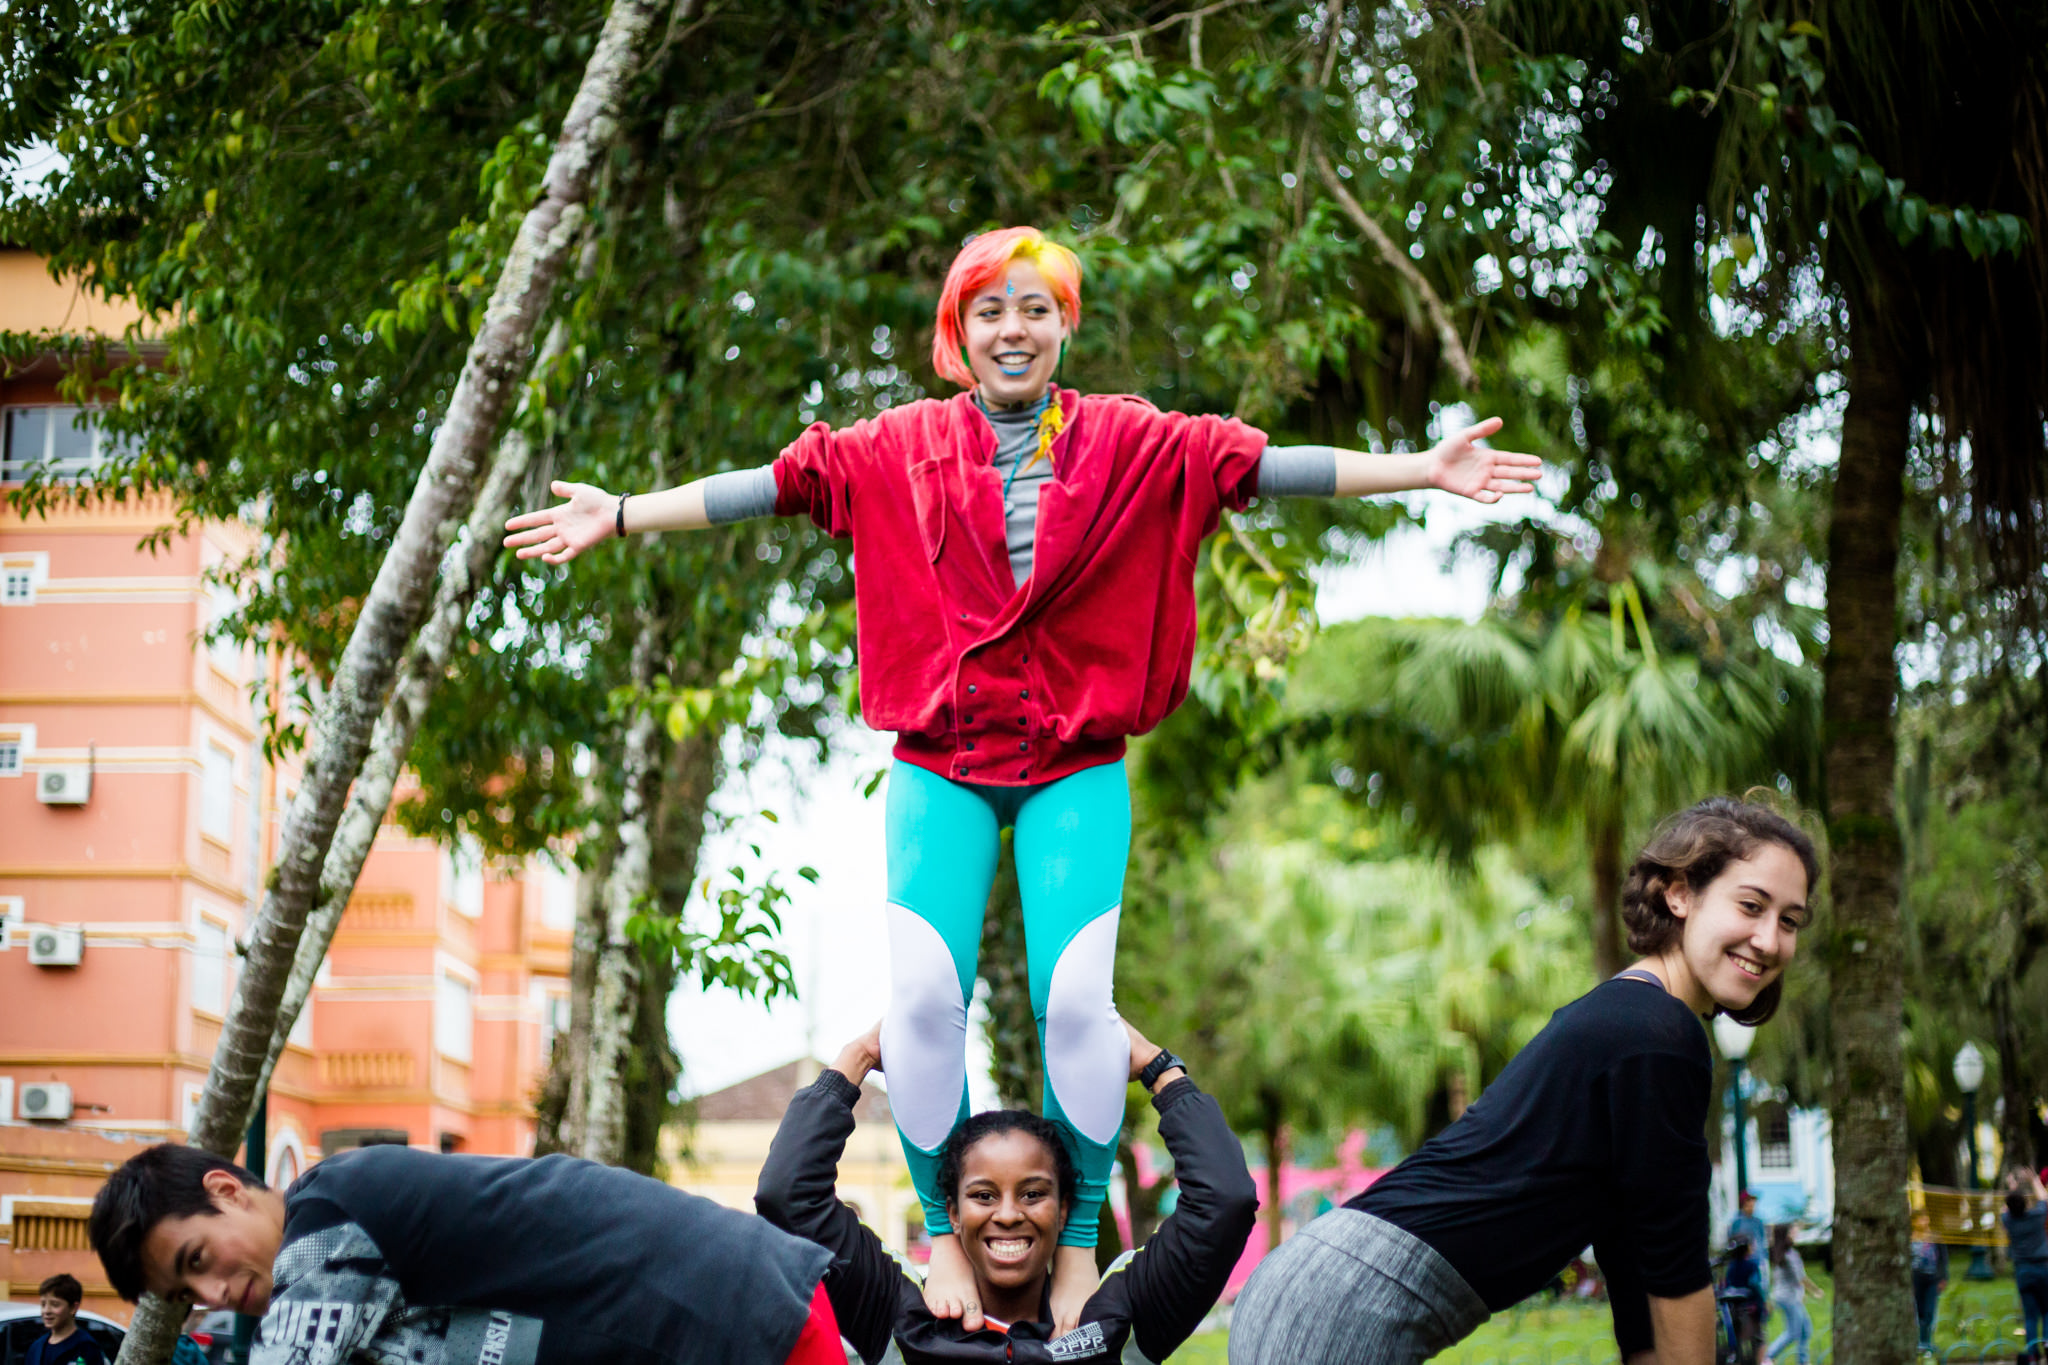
[503,478,714,564]
[1331,416,1541,502]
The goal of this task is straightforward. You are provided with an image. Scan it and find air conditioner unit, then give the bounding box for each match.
[36,766,91,805]
[26,924,83,967]
[19,1082,73,1121]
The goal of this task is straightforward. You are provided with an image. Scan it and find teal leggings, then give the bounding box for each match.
[879,758,1131,1247]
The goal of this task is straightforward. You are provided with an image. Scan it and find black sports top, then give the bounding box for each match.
[1350,975,1715,1353]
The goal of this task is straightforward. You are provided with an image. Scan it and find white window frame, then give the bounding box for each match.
[242,744,264,898]
[532,981,571,1060]
[0,896,21,953]
[205,579,242,673]
[267,1128,307,1188]
[201,740,236,843]
[192,913,231,1017]
[539,858,577,932]
[0,723,32,777]
[0,553,47,608]
[1,405,136,483]
[180,1082,205,1134]
[442,836,485,920]
[436,958,478,1064]
[0,1078,13,1121]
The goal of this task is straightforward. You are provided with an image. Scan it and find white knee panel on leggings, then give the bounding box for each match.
[881,902,969,1153]
[1042,905,1129,1146]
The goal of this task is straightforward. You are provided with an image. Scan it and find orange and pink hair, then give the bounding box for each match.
[931,227,1083,387]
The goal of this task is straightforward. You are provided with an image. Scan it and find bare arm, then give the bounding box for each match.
[1638,1286,1716,1365]
[503,478,713,564]
[1329,415,1542,502]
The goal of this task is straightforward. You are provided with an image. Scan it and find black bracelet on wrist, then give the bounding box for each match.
[616,492,630,538]
[1138,1049,1187,1092]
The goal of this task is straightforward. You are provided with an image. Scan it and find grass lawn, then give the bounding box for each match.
[1171,1265,2037,1362]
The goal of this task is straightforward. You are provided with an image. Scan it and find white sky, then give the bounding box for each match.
[668,488,1540,1100]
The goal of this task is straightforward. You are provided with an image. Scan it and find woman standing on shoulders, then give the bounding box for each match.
[506,226,1540,1333]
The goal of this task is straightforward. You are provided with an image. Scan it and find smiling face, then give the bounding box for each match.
[946,1129,1070,1305]
[139,1169,285,1316]
[39,1292,76,1335]
[960,259,1069,409]
[1661,842,1810,1015]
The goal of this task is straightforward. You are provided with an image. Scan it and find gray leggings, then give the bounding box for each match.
[1229,1209,1491,1365]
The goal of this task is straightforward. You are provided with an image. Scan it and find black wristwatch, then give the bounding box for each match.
[1137,1049,1188,1092]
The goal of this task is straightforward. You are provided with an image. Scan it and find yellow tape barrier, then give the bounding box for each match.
[1910,1183,2011,1247]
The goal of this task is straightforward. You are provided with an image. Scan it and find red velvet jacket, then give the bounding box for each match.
[772,387,1268,786]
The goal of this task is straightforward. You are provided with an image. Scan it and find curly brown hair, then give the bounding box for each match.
[1619,797,1820,1025]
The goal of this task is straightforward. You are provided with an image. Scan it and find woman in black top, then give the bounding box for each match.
[2002,1168,2048,1360]
[756,1020,1258,1364]
[1229,797,1817,1365]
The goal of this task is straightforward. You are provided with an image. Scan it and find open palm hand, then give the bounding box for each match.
[503,480,616,564]
[1427,417,1543,504]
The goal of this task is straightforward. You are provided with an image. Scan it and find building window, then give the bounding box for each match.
[540,859,577,931]
[1757,1102,1794,1170]
[206,580,242,673]
[538,988,571,1061]
[444,837,485,919]
[2,567,31,604]
[2,405,138,483]
[0,725,33,779]
[194,917,228,1015]
[437,972,474,1063]
[202,742,235,841]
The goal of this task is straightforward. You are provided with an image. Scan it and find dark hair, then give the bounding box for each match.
[1769,1222,1794,1267]
[2011,1191,2031,1218]
[89,1144,266,1302]
[1620,797,1821,1025]
[38,1273,83,1306]
[934,1109,1079,1216]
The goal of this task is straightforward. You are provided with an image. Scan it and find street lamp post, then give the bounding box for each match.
[1714,1015,1756,1213]
[1955,1041,1993,1281]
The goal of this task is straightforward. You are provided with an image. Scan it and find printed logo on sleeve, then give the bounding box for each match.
[1046,1322,1109,1359]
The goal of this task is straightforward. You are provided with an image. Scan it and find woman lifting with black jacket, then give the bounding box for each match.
[755,1019,1257,1364]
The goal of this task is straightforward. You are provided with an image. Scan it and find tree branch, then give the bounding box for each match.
[1311,143,1478,389]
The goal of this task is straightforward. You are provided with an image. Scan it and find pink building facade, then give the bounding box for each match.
[0,249,573,1317]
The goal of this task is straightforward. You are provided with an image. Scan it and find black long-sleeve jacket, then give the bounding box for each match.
[755,1071,1258,1364]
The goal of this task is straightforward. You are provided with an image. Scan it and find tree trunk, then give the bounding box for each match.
[115,8,665,1361]
[1992,976,2037,1177]
[579,614,668,1165]
[254,313,576,1097]
[538,839,612,1157]
[1589,806,1626,980]
[1261,1089,1288,1252]
[1823,282,1917,1365]
[622,728,722,1176]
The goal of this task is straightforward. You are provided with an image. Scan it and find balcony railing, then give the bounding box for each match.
[319,1050,415,1089]
[343,892,415,931]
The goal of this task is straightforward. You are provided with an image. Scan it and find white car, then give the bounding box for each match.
[0,1303,126,1365]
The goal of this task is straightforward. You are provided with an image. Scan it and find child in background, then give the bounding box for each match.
[1910,1209,1948,1355]
[1762,1223,1819,1365]
[26,1274,107,1365]
[1723,1235,1766,1365]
